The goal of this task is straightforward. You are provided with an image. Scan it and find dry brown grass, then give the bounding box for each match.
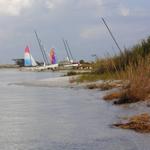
[87,83,114,90]
[102,59,150,104]
[114,113,150,133]
[103,90,140,104]
[87,80,124,91]
[102,58,150,104]
[103,92,122,101]
[117,56,150,103]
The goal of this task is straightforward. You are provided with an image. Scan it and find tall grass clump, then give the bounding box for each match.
[118,55,150,102]
[99,36,150,103]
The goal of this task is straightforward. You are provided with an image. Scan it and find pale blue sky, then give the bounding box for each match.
[0,0,150,63]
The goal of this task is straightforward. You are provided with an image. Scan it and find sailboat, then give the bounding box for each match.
[40,47,58,70]
[22,45,59,71]
[32,47,58,71]
[34,31,58,70]
[24,46,37,67]
[62,39,79,68]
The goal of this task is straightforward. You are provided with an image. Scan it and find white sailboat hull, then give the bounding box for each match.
[21,64,59,71]
[36,64,59,70]
[64,63,79,68]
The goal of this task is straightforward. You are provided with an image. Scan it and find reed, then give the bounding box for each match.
[118,56,150,102]
[79,36,150,103]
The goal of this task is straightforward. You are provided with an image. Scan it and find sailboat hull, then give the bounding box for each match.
[20,64,59,71]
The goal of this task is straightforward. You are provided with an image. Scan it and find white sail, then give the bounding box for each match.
[30,54,37,66]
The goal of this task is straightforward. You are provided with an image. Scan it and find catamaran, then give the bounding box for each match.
[23,46,58,71]
[34,31,58,71]
[62,38,79,68]
[36,47,58,70]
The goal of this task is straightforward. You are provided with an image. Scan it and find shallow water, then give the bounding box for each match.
[0,69,150,150]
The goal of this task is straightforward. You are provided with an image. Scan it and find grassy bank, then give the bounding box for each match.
[76,36,150,133]
[113,113,150,133]
[78,36,150,104]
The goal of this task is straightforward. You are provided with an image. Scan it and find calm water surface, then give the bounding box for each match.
[0,69,149,150]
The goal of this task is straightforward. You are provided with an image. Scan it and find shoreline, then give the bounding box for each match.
[14,74,150,133]
[0,64,19,69]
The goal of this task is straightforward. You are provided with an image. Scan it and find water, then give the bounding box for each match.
[0,69,150,150]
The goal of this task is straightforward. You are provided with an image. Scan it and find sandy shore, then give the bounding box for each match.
[15,75,108,88]
[15,76,81,88]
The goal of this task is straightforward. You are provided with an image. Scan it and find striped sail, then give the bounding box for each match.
[24,46,37,67]
[50,48,57,64]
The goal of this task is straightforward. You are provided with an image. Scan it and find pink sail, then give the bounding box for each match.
[24,46,31,66]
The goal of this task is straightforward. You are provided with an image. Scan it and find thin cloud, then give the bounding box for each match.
[46,0,65,10]
[80,26,104,39]
[0,0,32,16]
[120,7,130,16]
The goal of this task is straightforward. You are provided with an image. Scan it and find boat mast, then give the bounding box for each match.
[65,40,74,62]
[62,38,71,62]
[101,17,122,54]
[41,44,50,65]
[34,31,49,65]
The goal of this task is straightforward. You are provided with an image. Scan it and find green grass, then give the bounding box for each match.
[77,72,118,82]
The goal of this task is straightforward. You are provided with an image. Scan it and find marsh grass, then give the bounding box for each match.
[79,36,150,103]
[103,57,150,104]
[77,72,119,82]
[77,73,102,82]
[114,113,150,133]
[116,56,150,103]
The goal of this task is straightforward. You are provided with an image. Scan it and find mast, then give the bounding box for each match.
[101,17,122,54]
[62,38,71,62]
[41,44,50,65]
[65,40,74,62]
[34,31,49,65]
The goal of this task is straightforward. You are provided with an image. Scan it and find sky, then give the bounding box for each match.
[0,0,150,64]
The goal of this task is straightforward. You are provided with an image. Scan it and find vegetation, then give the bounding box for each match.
[103,92,123,101]
[77,72,118,82]
[113,113,150,133]
[77,73,105,82]
[93,36,150,74]
[86,80,123,90]
[78,36,150,103]
[66,71,77,76]
[117,57,149,103]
